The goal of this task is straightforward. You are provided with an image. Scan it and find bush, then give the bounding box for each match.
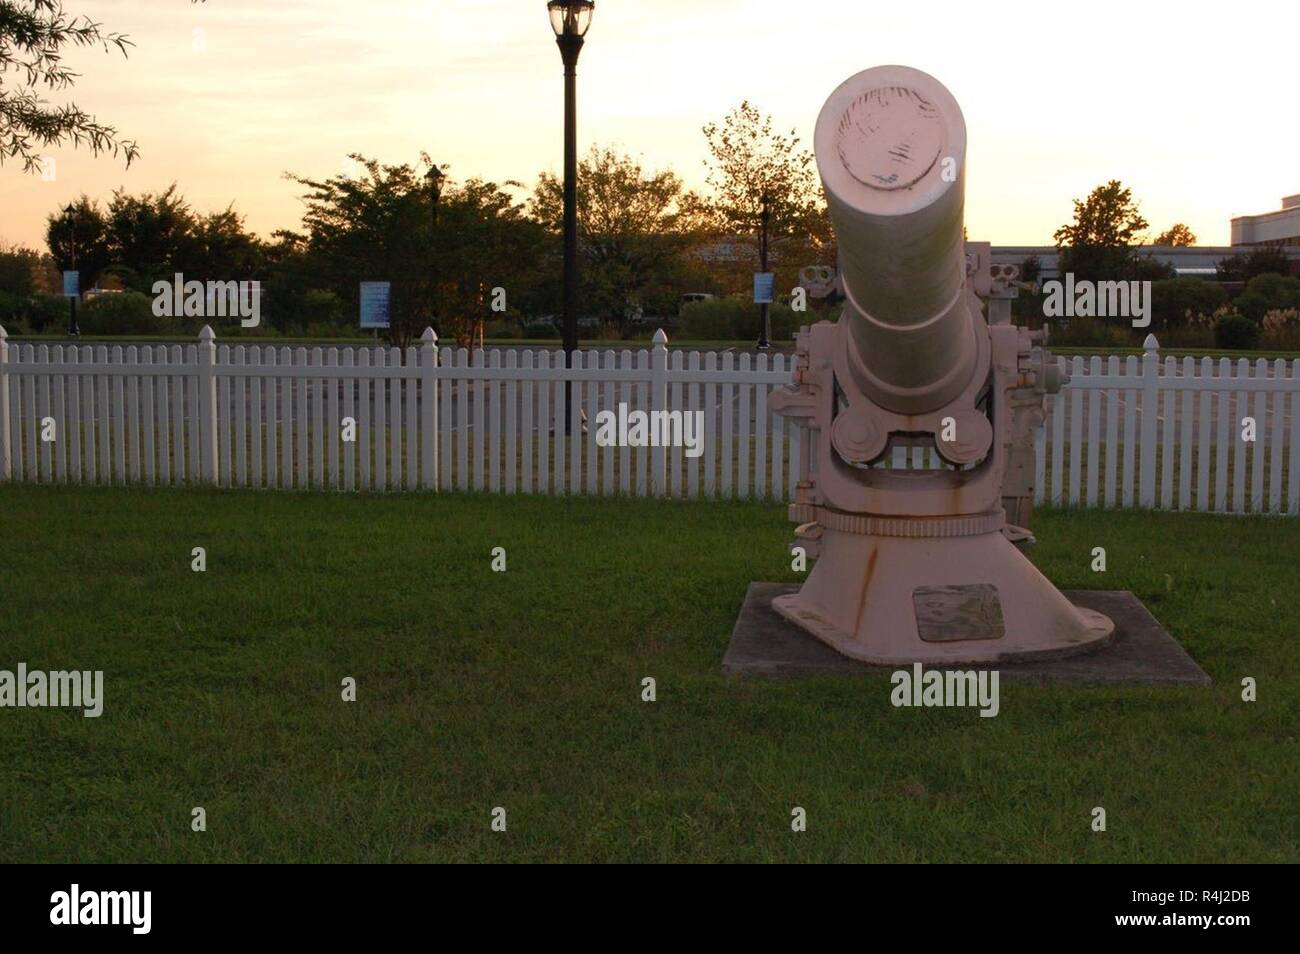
[1260,308,1300,352]
[76,291,165,335]
[10,293,71,333]
[0,290,28,329]
[297,289,346,329]
[1244,272,1300,310]
[1214,312,1260,350]
[1233,290,1270,324]
[522,319,557,340]
[1151,277,1227,330]
[1044,317,1135,349]
[675,297,803,341]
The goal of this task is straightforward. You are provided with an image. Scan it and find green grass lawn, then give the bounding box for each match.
[0,485,1296,863]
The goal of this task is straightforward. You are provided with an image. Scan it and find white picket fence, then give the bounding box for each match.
[2,326,1298,514]
[1038,338,1300,514]
[0,327,799,499]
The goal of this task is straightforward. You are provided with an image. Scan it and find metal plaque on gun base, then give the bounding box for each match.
[913,584,1005,642]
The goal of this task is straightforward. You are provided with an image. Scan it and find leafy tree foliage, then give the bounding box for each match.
[1152,223,1197,247]
[532,145,709,330]
[0,0,137,171]
[700,100,831,284]
[1217,245,1293,284]
[1054,180,1155,282]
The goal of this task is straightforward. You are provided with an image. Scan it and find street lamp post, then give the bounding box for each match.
[548,0,593,432]
[756,190,771,351]
[425,164,444,339]
[63,204,79,337]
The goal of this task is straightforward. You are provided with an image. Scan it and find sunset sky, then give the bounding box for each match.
[3,0,1297,251]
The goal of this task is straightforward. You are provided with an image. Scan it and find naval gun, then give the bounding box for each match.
[769,65,1114,664]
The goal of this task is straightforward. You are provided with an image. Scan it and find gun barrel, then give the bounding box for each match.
[815,65,977,414]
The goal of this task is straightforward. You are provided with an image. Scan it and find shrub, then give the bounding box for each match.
[0,290,27,328]
[1214,312,1260,350]
[1233,290,1270,324]
[12,293,71,333]
[522,319,557,340]
[76,291,165,335]
[1151,277,1227,330]
[1244,273,1300,311]
[1260,308,1300,352]
[1045,317,1135,349]
[298,289,346,328]
[676,297,802,341]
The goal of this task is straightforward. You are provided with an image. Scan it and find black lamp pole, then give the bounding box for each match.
[63,204,79,337]
[756,190,771,351]
[560,40,581,359]
[549,0,593,434]
[426,165,443,337]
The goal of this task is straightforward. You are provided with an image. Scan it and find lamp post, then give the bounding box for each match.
[756,190,771,351]
[548,0,593,432]
[425,164,444,225]
[425,164,443,339]
[63,204,79,337]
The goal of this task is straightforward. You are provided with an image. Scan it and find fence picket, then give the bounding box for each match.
[1289,359,1300,514]
[489,349,501,493]
[570,352,583,494]
[1178,357,1193,510]
[439,347,452,491]
[1196,358,1211,511]
[521,350,534,494]
[671,350,684,498]
[1250,358,1267,512]
[140,349,153,486]
[1232,359,1249,512]
[1050,389,1064,505]
[389,348,402,491]
[1068,356,1083,505]
[537,351,550,494]
[51,346,67,482]
[505,350,518,494]
[309,347,325,489]
[738,353,751,498]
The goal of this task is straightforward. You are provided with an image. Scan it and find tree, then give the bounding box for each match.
[700,101,828,285]
[1153,223,1197,246]
[0,241,43,294]
[1217,244,1293,283]
[100,185,203,290]
[0,0,138,172]
[1054,180,1150,282]
[287,155,435,350]
[44,193,110,285]
[288,154,545,351]
[532,146,706,330]
[434,176,548,348]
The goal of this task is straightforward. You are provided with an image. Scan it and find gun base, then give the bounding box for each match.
[775,519,1114,665]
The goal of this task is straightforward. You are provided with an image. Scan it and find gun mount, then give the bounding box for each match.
[769,65,1113,664]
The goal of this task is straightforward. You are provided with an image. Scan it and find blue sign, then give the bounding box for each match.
[62,270,80,298]
[753,272,775,305]
[359,281,391,329]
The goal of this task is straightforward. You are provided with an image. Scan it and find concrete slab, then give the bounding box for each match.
[723,583,1211,686]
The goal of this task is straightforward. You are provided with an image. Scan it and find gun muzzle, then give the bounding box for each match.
[815,65,977,414]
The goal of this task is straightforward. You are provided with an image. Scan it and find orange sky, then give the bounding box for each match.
[3,0,1297,251]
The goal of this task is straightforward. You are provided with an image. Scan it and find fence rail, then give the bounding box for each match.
[3,326,1298,514]
[0,326,798,499]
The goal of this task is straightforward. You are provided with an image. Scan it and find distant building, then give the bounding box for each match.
[991,245,1300,282]
[1231,195,1300,246]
